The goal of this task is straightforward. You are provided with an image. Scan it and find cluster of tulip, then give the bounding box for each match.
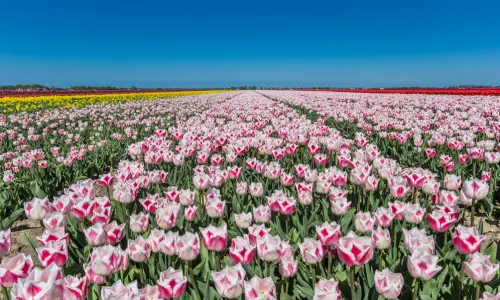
[0,91,498,300]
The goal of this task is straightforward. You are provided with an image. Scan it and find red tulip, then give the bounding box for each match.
[200,224,228,252]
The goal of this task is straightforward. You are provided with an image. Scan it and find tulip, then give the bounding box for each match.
[104,221,125,245]
[127,236,151,263]
[315,221,341,247]
[407,248,442,280]
[464,252,499,282]
[279,257,298,278]
[388,201,407,221]
[179,189,195,206]
[299,238,324,264]
[463,179,489,200]
[452,225,486,254]
[193,173,210,190]
[24,197,52,221]
[337,232,373,266]
[53,195,72,214]
[130,212,149,233]
[10,264,64,300]
[185,205,198,221]
[404,203,425,224]
[138,285,161,300]
[248,224,271,245]
[63,275,88,300]
[42,212,66,230]
[244,276,276,300]
[97,173,114,187]
[373,207,394,228]
[147,229,166,253]
[427,209,456,232]
[200,224,228,252]
[84,224,107,246]
[157,267,187,299]
[316,180,331,194]
[0,253,34,287]
[402,227,435,254]
[0,230,11,257]
[160,231,178,256]
[139,194,159,213]
[113,185,136,204]
[206,197,226,218]
[249,182,264,197]
[257,234,282,262]
[354,212,375,234]
[156,202,181,230]
[374,268,404,300]
[37,240,68,268]
[279,241,294,261]
[236,182,248,195]
[480,292,500,300]
[330,197,351,216]
[371,226,391,250]
[229,235,257,266]
[481,171,491,182]
[443,174,462,191]
[253,205,271,224]
[101,280,139,299]
[176,232,200,261]
[212,264,246,299]
[436,190,459,207]
[390,183,410,198]
[84,263,106,285]
[313,279,342,300]
[422,179,440,195]
[277,196,296,215]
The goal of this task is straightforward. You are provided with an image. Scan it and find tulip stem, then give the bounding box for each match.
[471,199,476,227]
[327,250,332,275]
[189,261,201,299]
[267,261,272,278]
[475,282,481,300]
[412,278,419,300]
[458,254,466,300]
[215,252,221,271]
[349,266,356,299]
[310,264,316,287]
[1,286,8,300]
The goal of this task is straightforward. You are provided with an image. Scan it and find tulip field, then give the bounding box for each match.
[0,90,499,300]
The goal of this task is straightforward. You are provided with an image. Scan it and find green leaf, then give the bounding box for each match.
[29,180,47,198]
[1,208,24,228]
[483,242,497,263]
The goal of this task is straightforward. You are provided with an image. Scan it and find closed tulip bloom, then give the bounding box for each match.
[364,175,380,191]
[212,264,246,299]
[354,212,375,234]
[422,179,440,195]
[97,174,114,187]
[280,173,294,186]
[299,238,324,264]
[185,205,198,221]
[316,221,341,247]
[253,205,271,224]
[24,197,52,221]
[157,267,187,299]
[297,190,313,206]
[84,224,107,246]
[480,292,500,300]
[458,154,470,164]
[248,224,271,245]
[84,263,106,285]
[374,268,404,299]
[316,180,331,194]
[468,147,485,160]
[436,190,459,207]
[464,252,499,283]
[277,196,296,215]
[130,212,149,233]
[388,201,407,221]
[156,202,181,230]
[452,225,486,254]
[236,182,248,195]
[138,284,161,300]
[0,253,34,287]
[244,276,277,300]
[127,236,151,263]
[404,203,425,224]
[104,221,125,245]
[305,169,319,183]
[249,182,264,198]
[481,171,491,182]
[279,241,294,261]
[113,185,136,204]
[89,205,111,225]
[193,173,210,190]
[390,183,410,198]
[200,224,228,252]
[373,207,394,228]
[427,209,456,232]
[372,226,391,250]
[147,229,166,253]
[459,190,473,206]
[37,240,68,268]
[10,264,64,300]
[337,232,373,266]
[0,230,12,257]
[89,245,120,277]
[407,248,442,280]
[279,258,298,278]
[42,212,66,230]
[257,234,281,262]
[234,212,252,229]
[402,228,435,254]
[175,232,200,261]
[330,197,351,216]
[139,194,159,213]
[63,275,88,300]
[160,231,178,256]
[206,197,225,218]
[179,189,195,206]
[313,279,342,300]
[53,195,72,214]
[463,179,489,200]
[443,174,462,191]
[101,280,138,299]
[229,235,256,265]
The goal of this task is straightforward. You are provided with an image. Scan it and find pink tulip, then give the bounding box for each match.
[101,280,139,299]
[176,232,200,261]
[464,252,499,282]
[443,174,461,191]
[36,240,68,268]
[42,212,66,230]
[481,171,491,181]
[193,173,211,190]
[0,253,34,287]
[404,203,425,224]
[279,258,298,278]
[330,197,351,216]
[200,224,228,252]
[157,267,187,299]
[277,196,296,215]
[364,175,379,191]
[402,228,435,254]
[407,248,442,280]
[463,179,489,200]
[249,182,264,198]
[139,194,159,213]
[390,183,410,198]
[313,279,342,300]
[138,285,161,300]
[156,202,181,230]
[206,197,226,218]
[337,232,373,266]
[355,212,375,233]
[104,221,125,245]
[468,147,485,160]
[458,154,470,164]
[130,212,149,233]
[298,190,313,206]
[160,231,178,256]
[10,264,64,300]
[244,276,276,300]
[84,224,107,246]
[279,241,294,261]
[373,207,394,228]
[0,230,12,257]
[53,195,72,214]
[71,198,95,219]
[235,212,252,229]
[127,236,151,263]
[480,292,500,300]
[63,275,88,300]
[236,182,248,195]
[388,201,407,221]
[371,226,391,250]
[452,225,486,254]
[178,189,195,206]
[299,238,324,264]
[24,197,52,221]
[427,209,456,232]
[185,205,198,221]
[425,148,436,158]
[374,268,404,299]
[248,224,271,245]
[422,179,440,195]
[212,264,246,299]
[97,174,114,187]
[147,229,166,253]
[316,221,341,247]
[280,173,294,186]
[257,234,282,262]
[84,263,106,285]
[253,205,271,224]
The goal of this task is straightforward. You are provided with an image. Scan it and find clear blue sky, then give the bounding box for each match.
[1,0,500,88]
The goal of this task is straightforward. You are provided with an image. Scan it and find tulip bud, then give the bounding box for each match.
[244,277,276,300]
[337,231,373,266]
[157,268,187,299]
[176,232,200,261]
[464,252,499,283]
[212,264,246,299]
[452,225,486,254]
[374,268,404,299]
[313,279,342,300]
[299,238,324,264]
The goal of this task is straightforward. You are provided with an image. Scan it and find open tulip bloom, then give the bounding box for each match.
[1,90,499,300]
